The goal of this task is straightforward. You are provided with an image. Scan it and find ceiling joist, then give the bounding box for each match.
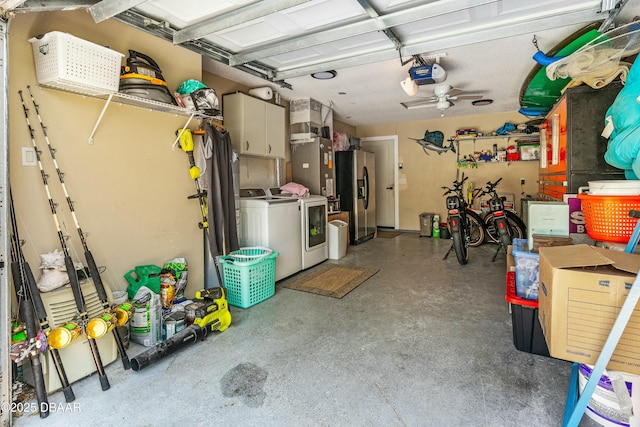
[89,0,145,23]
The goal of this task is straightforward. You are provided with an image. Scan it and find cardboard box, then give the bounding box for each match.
[538,244,640,374]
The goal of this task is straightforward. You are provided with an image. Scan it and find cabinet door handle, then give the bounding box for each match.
[245,141,249,151]
[268,144,272,153]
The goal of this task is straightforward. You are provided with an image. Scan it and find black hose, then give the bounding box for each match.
[131,325,207,372]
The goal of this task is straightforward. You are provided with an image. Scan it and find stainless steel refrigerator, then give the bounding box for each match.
[335,150,376,245]
[290,138,334,196]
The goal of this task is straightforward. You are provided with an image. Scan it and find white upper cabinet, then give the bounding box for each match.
[223,92,285,159]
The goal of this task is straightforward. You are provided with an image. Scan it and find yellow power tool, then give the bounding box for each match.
[193,287,232,332]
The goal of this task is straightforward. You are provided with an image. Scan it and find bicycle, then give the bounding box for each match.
[442,174,486,265]
[475,178,527,261]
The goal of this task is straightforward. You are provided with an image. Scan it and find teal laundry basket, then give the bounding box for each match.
[218,247,279,308]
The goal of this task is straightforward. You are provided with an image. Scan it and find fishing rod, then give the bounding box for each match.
[9,190,49,418]
[26,85,131,370]
[9,188,75,404]
[18,89,110,391]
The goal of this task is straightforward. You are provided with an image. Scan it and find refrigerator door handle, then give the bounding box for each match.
[363,166,369,210]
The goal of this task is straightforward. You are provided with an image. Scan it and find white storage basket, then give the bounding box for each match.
[28,31,123,95]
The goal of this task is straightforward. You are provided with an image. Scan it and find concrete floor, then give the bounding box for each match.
[12,232,599,427]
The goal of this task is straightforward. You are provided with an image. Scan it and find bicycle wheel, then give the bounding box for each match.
[451,230,469,265]
[466,209,486,247]
[484,211,526,243]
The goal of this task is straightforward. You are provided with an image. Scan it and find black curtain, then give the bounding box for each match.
[204,122,239,256]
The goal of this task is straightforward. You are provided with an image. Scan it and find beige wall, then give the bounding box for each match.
[334,119,356,137]
[9,11,204,297]
[356,112,540,231]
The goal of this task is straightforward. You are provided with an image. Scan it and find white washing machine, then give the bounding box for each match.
[238,188,302,281]
[268,188,328,269]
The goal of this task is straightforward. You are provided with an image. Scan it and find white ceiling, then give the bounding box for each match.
[7,0,640,126]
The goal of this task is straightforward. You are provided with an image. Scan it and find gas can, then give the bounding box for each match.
[124,265,162,299]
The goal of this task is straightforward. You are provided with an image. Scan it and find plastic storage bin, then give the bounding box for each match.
[506,271,549,356]
[419,213,434,237]
[29,31,123,95]
[328,220,348,260]
[218,247,279,308]
[512,238,539,300]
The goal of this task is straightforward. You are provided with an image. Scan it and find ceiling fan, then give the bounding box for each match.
[401,84,484,116]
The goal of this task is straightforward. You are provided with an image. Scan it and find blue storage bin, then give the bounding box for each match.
[512,238,539,300]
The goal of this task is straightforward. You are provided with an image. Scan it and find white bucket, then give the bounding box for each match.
[578,364,640,427]
[588,180,640,195]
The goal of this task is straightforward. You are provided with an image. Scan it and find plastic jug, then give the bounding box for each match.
[124,265,162,300]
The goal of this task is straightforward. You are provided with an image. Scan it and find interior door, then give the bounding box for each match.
[360,136,397,229]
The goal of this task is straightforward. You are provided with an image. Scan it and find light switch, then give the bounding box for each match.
[22,147,36,166]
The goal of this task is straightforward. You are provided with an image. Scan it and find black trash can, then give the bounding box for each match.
[440,222,451,239]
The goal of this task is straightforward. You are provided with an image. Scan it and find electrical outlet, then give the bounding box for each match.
[520,178,525,185]
[22,147,36,166]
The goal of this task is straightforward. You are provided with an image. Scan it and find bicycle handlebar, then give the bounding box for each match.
[442,176,469,196]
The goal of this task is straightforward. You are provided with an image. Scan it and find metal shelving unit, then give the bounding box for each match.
[452,133,540,167]
[37,85,221,146]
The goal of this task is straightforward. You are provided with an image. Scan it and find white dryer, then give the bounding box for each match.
[238,188,302,281]
[268,188,328,269]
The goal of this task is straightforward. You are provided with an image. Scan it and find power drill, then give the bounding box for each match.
[192,287,232,332]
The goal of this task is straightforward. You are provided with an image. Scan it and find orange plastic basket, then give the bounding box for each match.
[577,193,640,243]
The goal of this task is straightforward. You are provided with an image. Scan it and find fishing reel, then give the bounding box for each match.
[48,302,133,348]
[86,302,133,339]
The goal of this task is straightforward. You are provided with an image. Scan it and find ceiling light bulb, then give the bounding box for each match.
[436,100,450,110]
[401,77,418,96]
